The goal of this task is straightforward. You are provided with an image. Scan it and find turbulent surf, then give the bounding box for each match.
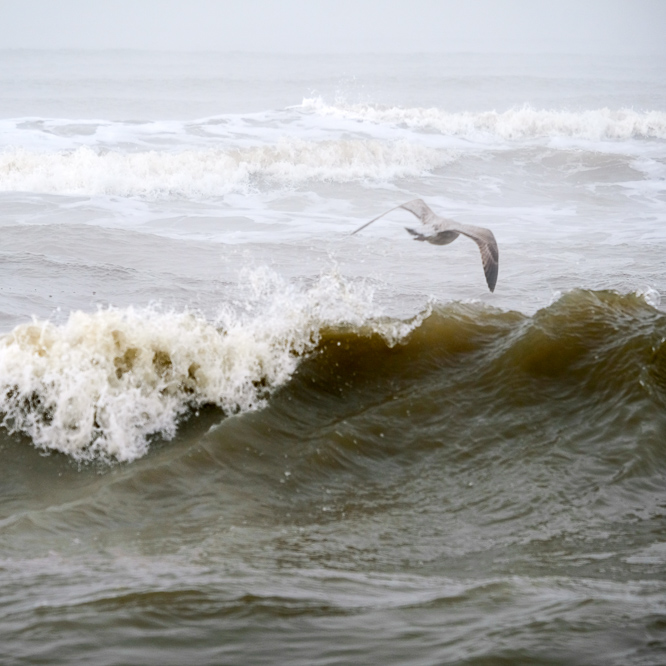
[1,51,666,665]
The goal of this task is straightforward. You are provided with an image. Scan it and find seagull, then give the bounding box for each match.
[351,199,499,292]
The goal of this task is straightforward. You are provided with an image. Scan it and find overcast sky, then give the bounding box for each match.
[1,0,665,54]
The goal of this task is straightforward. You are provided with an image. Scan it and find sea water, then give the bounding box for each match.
[0,50,665,665]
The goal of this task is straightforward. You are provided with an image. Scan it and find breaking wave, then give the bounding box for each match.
[0,270,422,462]
[2,284,665,464]
[0,138,446,198]
[303,99,666,141]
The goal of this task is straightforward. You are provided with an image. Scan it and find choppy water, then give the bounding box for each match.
[1,50,666,665]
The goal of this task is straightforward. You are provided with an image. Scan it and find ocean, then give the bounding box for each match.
[1,49,666,665]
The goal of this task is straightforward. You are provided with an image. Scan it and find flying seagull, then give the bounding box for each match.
[351,199,499,292]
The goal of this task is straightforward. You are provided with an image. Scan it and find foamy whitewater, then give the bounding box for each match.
[0,270,420,461]
[1,51,666,665]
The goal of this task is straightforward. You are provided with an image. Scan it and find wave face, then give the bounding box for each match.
[2,287,664,463]
[293,288,666,451]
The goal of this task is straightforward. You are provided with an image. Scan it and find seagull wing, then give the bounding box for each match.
[450,223,499,292]
[398,199,437,225]
[350,204,404,235]
[350,199,434,235]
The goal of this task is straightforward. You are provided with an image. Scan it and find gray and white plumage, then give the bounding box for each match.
[351,199,499,292]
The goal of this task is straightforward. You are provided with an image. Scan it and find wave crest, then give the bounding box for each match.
[0,139,445,198]
[303,99,666,141]
[0,270,418,462]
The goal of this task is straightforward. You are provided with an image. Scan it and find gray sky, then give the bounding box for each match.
[1,0,665,54]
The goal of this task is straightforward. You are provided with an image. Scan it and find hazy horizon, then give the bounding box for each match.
[1,0,665,55]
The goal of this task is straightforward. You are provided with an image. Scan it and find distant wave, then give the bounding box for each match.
[0,270,420,462]
[0,139,446,198]
[302,99,666,141]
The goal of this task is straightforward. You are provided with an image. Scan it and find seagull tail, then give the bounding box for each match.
[405,227,427,241]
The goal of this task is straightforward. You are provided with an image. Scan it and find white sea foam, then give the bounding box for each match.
[302,99,666,141]
[0,270,420,462]
[0,139,445,198]
[636,286,661,308]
